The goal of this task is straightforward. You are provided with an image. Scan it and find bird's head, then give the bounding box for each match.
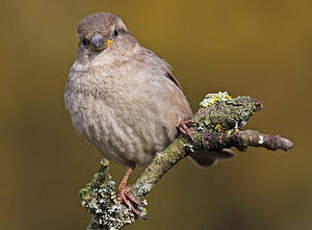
[75,12,137,64]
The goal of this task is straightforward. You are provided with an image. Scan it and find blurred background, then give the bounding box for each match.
[1,0,311,229]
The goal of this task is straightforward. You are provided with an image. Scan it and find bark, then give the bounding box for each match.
[79,92,293,230]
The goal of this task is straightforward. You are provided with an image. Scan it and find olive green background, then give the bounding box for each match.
[1,0,311,229]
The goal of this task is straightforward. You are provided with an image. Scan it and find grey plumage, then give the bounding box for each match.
[65,12,192,168]
[65,12,234,170]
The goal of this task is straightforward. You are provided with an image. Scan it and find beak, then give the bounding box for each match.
[91,33,112,51]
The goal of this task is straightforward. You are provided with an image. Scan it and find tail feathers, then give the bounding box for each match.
[189,154,217,167]
[190,149,235,167]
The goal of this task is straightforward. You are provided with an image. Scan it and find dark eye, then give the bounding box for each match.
[82,38,90,46]
[113,29,119,37]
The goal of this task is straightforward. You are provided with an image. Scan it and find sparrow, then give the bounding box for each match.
[64,12,234,216]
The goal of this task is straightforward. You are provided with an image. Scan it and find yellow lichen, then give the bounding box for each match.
[223,94,232,100]
[227,128,240,135]
[214,124,222,131]
[200,92,232,108]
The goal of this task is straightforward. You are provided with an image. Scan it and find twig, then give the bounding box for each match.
[79,92,293,230]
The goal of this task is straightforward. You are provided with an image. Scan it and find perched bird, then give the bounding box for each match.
[64,12,233,215]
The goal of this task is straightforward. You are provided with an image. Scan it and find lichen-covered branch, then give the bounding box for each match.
[201,130,293,152]
[80,92,293,230]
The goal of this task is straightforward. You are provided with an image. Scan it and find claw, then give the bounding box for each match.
[119,185,143,217]
[118,167,146,219]
[178,120,194,141]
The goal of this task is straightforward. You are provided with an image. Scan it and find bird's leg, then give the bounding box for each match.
[178,120,194,141]
[118,166,142,216]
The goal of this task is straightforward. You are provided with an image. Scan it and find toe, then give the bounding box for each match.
[119,186,143,217]
[178,120,194,141]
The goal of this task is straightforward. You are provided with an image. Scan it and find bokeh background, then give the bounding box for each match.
[1,0,311,229]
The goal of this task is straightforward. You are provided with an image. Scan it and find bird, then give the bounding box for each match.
[64,12,234,216]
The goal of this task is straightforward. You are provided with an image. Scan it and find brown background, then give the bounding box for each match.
[1,0,311,229]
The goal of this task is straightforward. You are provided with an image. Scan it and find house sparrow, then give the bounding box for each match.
[64,12,233,215]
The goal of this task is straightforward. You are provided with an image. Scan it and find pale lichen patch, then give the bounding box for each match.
[184,143,195,153]
[79,160,140,229]
[258,135,264,144]
[200,91,232,108]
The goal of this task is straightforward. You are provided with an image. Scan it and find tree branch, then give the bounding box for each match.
[79,92,293,230]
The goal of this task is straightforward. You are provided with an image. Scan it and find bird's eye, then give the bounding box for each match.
[82,38,90,46]
[113,29,119,37]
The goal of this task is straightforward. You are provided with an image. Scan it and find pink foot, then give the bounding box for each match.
[118,167,146,219]
[119,184,143,217]
[178,120,194,141]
